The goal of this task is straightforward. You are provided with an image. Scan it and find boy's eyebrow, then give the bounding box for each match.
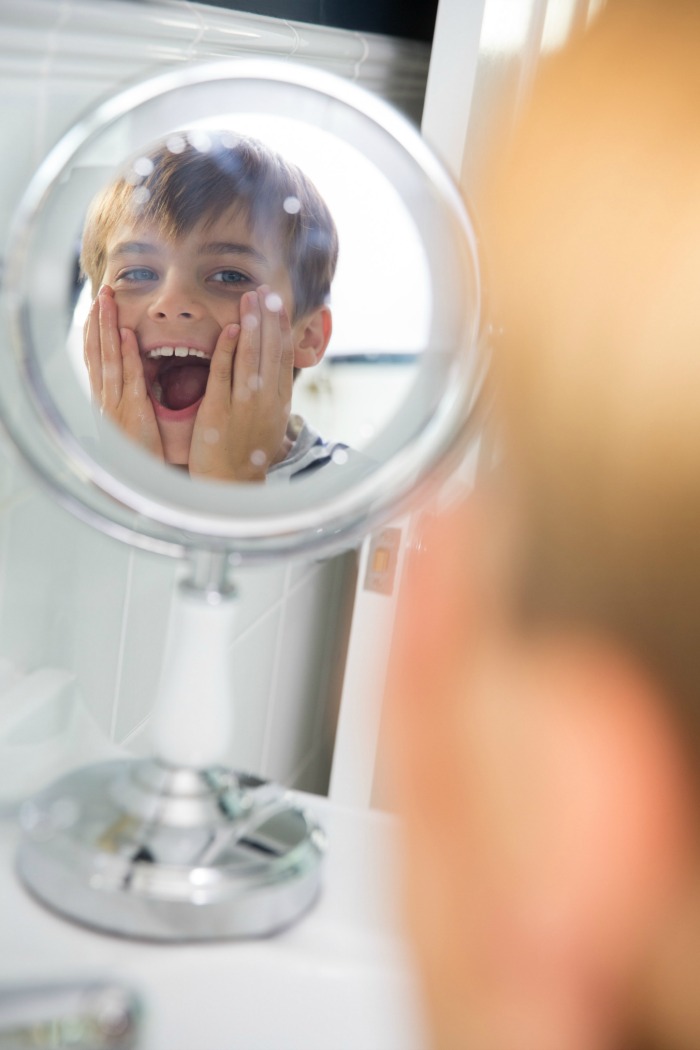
[109,241,159,257]
[198,242,269,265]
[108,241,270,265]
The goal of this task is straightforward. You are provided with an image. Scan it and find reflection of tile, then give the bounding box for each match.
[0,484,130,737]
[113,550,178,744]
[226,606,283,776]
[57,524,132,738]
[195,10,297,57]
[263,558,349,786]
[230,562,289,639]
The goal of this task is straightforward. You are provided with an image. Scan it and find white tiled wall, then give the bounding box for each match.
[0,0,428,796]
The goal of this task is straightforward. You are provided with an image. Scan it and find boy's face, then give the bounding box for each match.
[100,207,301,465]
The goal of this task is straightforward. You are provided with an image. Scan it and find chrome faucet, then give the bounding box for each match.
[0,981,141,1049]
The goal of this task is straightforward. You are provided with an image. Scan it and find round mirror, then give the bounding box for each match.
[1,60,482,562]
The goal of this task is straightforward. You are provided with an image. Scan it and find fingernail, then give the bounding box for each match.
[226,323,240,339]
[119,328,129,340]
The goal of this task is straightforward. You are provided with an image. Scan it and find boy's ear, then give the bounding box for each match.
[292,305,332,369]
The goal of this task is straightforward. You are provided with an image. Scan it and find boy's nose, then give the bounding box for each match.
[147,276,205,321]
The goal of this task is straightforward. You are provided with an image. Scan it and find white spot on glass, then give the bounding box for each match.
[264,292,283,312]
[283,195,301,215]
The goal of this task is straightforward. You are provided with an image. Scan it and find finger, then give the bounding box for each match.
[119,327,148,402]
[83,295,103,399]
[205,323,240,408]
[275,298,295,405]
[98,286,123,407]
[256,285,283,393]
[233,290,262,399]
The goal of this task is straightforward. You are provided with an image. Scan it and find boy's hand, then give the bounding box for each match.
[83,286,164,460]
[189,286,295,482]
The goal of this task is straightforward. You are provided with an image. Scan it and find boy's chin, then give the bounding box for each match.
[156,417,196,469]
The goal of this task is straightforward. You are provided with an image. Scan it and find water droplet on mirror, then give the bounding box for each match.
[264,292,283,313]
[167,134,186,154]
[241,313,258,330]
[250,449,267,467]
[131,186,150,206]
[332,448,349,465]
[283,196,301,215]
[187,129,212,153]
[133,156,154,177]
[203,428,219,445]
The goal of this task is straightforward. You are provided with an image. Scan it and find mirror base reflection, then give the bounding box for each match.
[16,757,325,941]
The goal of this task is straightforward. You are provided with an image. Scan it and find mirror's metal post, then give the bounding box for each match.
[150,549,239,770]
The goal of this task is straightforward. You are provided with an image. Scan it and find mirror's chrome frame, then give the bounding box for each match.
[1,59,483,562]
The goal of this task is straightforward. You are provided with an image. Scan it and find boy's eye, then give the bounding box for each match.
[210,270,250,286]
[118,267,157,282]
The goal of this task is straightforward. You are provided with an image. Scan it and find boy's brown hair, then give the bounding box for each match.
[80,131,339,322]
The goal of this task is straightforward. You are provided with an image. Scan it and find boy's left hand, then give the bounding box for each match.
[189,286,295,482]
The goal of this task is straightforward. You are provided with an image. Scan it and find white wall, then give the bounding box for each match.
[0,0,430,796]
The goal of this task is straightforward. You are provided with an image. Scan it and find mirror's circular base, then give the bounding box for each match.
[16,758,325,941]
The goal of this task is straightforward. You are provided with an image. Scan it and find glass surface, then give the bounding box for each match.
[1,61,482,559]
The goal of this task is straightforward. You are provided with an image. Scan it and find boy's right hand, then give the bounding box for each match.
[83,286,164,460]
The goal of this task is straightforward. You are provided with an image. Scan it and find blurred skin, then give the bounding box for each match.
[383,3,700,1049]
[83,207,331,481]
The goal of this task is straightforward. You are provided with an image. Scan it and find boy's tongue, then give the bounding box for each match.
[159,363,209,411]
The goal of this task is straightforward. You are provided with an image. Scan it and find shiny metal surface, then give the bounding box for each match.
[17,758,325,941]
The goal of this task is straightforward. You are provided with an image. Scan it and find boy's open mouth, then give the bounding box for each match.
[143,346,211,414]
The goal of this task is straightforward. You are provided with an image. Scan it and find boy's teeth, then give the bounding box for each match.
[145,346,208,359]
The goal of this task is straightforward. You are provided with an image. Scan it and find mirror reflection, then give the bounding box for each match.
[7,63,480,554]
[67,123,431,485]
[80,130,341,482]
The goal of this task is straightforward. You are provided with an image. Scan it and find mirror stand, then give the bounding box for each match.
[16,551,325,941]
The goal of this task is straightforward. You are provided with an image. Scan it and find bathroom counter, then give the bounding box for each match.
[0,792,428,1050]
